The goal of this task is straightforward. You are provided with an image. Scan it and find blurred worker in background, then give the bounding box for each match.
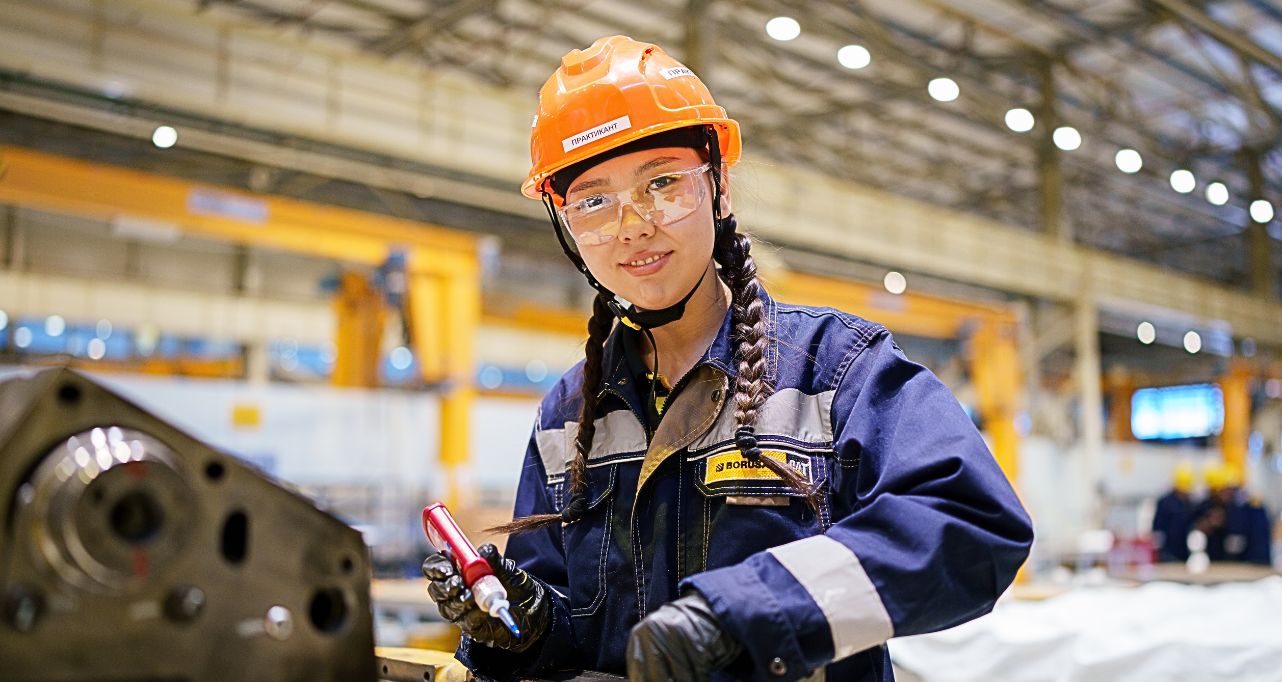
[420,36,1032,682]
[1152,463,1197,562]
[1192,463,1272,565]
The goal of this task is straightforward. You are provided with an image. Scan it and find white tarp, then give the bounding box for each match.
[889,577,1282,682]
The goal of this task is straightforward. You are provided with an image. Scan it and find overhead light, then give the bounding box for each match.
[1241,337,1257,357]
[1170,169,1195,193]
[1115,149,1142,173]
[87,338,107,360]
[927,78,959,102]
[1250,199,1274,223]
[0,310,7,331]
[525,359,549,383]
[45,315,66,337]
[1052,126,1081,151]
[389,346,413,371]
[96,319,113,340]
[479,365,504,390]
[1206,182,1229,206]
[1005,108,1034,132]
[1137,321,1156,345]
[883,271,907,294]
[14,327,32,348]
[837,45,870,69]
[152,125,178,149]
[1184,330,1202,354]
[765,17,800,41]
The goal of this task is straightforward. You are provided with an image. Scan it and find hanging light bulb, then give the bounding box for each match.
[1005,108,1034,132]
[1170,169,1195,193]
[1053,126,1081,151]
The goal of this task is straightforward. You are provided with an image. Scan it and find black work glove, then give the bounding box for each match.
[627,592,743,682]
[422,543,550,652]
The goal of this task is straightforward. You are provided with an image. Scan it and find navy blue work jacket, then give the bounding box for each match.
[1193,493,1273,565]
[459,290,1034,682]
[1152,490,1194,562]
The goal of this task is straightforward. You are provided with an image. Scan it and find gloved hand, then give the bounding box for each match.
[422,543,550,652]
[627,591,743,682]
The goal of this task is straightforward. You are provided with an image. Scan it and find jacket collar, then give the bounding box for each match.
[598,282,776,403]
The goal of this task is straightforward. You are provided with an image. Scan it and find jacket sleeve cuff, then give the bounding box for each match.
[455,578,579,682]
[682,536,894,682]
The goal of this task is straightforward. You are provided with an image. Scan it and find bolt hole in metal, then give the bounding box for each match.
[220,511,249,565]
[57,382,80,404]
[308,587,349,633]
[109,491,165,543]
[204,460,225,481]
[21,427,195,594]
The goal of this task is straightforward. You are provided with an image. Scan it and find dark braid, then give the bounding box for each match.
[715,227,822,511]
[490,293,614,534]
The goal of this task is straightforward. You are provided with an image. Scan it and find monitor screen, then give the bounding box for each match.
[1131,384,1224,441]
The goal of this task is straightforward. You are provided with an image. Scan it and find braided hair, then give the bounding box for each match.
[489,293,614,534]
[714,223,820,511]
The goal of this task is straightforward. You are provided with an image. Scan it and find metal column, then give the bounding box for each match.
[1220,365,1252,480]
[1075,285,1104,513]
[1246,150,1278,299]
[1037,59,1067,241]
[684,0,716,85]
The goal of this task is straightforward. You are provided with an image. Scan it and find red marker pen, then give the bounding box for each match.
[422,503,521,637]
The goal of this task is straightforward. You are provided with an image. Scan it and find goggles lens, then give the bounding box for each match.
[560,164,711,246]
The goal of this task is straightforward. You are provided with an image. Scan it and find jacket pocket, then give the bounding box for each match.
[695,444,833,570]
[559,463,617,618]
[693,443,830,500]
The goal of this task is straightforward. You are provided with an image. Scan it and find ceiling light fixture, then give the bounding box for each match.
[927,78,959,102]
[765,17,800,41]
[1183,331,1202,354]
[1115,149,1142,173]
[152,126,178,149]
[837,45,871,69]
[1170,169,1195,193]
[884,271,907,294]
[1250,199,1274,223]
[1137,321,1156,345]
[1005,108,1034,132]
[1052,126,1081,151]
[1206,182,1229,206]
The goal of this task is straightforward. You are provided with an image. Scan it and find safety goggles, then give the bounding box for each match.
[558,163,712,246]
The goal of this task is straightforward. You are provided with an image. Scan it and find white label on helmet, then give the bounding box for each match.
[562,115,632,153]
[661,67,695,80]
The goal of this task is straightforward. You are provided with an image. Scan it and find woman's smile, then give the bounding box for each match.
[620,250,672,276]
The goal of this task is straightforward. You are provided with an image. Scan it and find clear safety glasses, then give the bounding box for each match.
[558,164,712,246]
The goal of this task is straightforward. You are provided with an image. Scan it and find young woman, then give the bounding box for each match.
[422,36,1033,682]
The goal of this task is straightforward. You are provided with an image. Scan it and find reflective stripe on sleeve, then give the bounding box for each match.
[767,535,894,661]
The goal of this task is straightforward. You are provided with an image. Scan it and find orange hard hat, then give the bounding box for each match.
[523,35,741,200]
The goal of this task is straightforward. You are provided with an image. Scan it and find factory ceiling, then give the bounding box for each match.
[191,0,1282,295]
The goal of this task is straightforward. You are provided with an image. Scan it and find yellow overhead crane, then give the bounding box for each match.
[0,145,479,506]
[769,270,1022,483]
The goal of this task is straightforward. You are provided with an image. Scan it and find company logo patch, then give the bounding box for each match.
[562,115,632,153]
[660,67,695,80]
[704,450,812,484]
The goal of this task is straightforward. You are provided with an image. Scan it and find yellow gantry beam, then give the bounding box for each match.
[0,145,480,503]
[769,270,1022,483]
[768,270,1016,338]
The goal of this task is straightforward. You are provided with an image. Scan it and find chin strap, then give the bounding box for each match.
[541,125,732,332]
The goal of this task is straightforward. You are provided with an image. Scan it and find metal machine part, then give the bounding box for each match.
[0,368,376,682]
